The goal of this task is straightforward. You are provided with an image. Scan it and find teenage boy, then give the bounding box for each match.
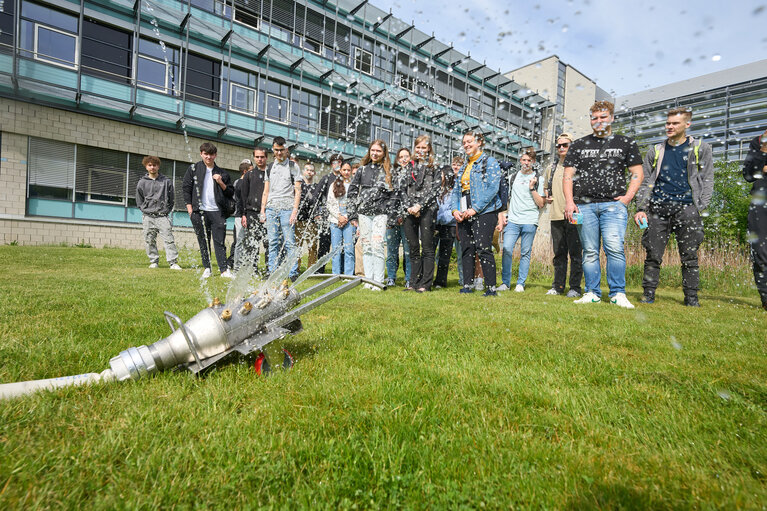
[136,156,182,270]
[634,108,714,306]
[239,148,269,274]
[564,101,643,309]
[260,136,303,280]
[228,159,253,272]
[182,142,235,279]
[743,128,767,311]
[295,162,321,269]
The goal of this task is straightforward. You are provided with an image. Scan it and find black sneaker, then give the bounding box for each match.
[640,290,655,304]
[459,286,474,294]
[684,295,700,307]
[483,288,497,297]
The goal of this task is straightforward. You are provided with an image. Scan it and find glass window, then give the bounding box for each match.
[28,137,75,201]
[22,1,77,32]
[354,47,373,75]
[375,126,392,147]
[230,83,256,114]
[258,78,290,123]
[137,55,168,92]
[81,20,132,83]
[468,98,480,118]
[291,89,319,131]
[35,25,77,68]
[0,0,14,51]
[185,53,221,106]
[75,145,128,205]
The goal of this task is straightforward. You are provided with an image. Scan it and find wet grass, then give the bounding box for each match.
[0,245,765,509]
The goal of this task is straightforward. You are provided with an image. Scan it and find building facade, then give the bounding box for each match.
[615,60,767,162]
[506,55,612,161]
[0,0,550,247]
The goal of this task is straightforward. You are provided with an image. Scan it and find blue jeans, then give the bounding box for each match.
[576,201,628,297]
[266,208,299,278]
[385,224,411,283]
[501,223,537,287]
[330,222,356,276]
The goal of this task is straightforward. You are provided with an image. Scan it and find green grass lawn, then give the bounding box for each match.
[0,245,765,509]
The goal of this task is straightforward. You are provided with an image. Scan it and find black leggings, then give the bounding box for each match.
[457,211,497,288]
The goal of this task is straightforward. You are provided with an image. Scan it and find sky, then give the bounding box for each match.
[371,0,767,98]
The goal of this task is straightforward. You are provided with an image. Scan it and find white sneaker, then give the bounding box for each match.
[496,284,509,292]
[148,263,159,269]
[201,268,212,279]
[574,292,601,304]
[545,288,559,296]
[514,284,525,293]
[610,292,635,309]
[169,263,182,271]
[220,269,235,279]
[474,277,484,291]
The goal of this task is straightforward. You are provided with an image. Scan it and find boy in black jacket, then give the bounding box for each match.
[182,142,234,279]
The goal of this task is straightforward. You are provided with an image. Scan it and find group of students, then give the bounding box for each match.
[136,99,767,310]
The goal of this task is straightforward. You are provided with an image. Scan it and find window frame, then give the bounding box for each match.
[33,23,78,69]
[353,47,373,75]
[85,166,127,205]
[264,92,290,124]
[136,53,169,93]
[229,82,257,116]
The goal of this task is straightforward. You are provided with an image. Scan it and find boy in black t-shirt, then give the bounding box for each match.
[563,101,643,309]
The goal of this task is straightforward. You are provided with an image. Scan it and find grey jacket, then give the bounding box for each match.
[136,173,174,217]
[636,136,714,212]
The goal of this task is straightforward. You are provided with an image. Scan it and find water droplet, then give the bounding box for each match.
[561,25,569,33]
[717,390,731,401]
[711,54,721,62]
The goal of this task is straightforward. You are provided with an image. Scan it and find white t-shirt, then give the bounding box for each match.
[200,167,218,211]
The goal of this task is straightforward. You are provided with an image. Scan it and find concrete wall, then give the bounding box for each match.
[0,97,251,249]
[563,66,598,140]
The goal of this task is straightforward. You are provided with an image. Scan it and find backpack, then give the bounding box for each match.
[266,160,299,183]
[651,138,702,172]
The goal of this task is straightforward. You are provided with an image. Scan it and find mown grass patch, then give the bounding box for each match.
[0,246,765,509]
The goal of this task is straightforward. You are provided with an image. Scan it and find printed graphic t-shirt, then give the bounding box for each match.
[563,134,642,204]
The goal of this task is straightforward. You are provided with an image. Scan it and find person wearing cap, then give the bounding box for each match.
[543,133,583,297]
[228,158,253,272]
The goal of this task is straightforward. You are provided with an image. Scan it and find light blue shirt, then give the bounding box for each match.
[507,171,543,225]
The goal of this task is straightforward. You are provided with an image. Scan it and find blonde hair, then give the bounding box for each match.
[412,134,435,167]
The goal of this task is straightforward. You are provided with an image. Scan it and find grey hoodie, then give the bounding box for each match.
[136,173,175,217]
[636,136,714,212]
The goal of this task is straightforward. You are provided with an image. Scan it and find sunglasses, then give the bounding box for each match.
[556,143,570,148]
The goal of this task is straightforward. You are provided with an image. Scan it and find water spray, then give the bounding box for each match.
[0,249,384,400]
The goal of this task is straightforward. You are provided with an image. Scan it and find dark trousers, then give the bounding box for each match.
[457,212,497,288]
[404,208,436,290]
[748,199,767,302]
[642,202,704,295]
[316,222,332,273]
[190,209,228,273]
[242,211,268,273]
[434,224,455,288]
[550,219,583,293]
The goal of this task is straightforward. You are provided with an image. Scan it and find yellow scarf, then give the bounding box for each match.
[461,152,482,192]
